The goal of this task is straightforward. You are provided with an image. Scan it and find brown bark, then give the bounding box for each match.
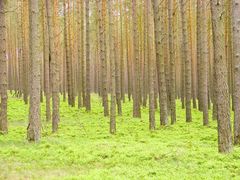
[0,0,8,134]
[27,0,41,141]
[211,0,233,153]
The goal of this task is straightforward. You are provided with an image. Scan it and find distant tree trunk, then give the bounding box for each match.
[42,0,51,122]
[196,0,202,111]
[27,0,41,141]
[152,0,168,125]
[80,0,86,107]
[146,0,155,130]
[125,0,132,102]
[64,0,73,107]
[98,0,109,116]
[180,0,192,122]
[52,0,60,133]
[119,1,125,103]
[132,0,141,118]
[46,0,60,133]
[201,0,209,126]
[85,0,91,111]
[168,0,176,124]
[232,0,240,145]
[211,0,233,153]
[22,0,29,105]
[108,0,116,134]
[143,0,149,108]
[114,7,122,116]
[0,0,8,134]
[77,0,83,108]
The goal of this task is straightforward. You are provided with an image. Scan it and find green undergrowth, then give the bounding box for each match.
[0,95,240,179]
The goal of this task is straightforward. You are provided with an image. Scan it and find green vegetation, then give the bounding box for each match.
[1,95,240,179]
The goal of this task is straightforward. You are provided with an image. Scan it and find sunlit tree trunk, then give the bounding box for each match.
[211,0,233,153]
[168,0,176,124]
[85,0,91,111]
[108,0,116,134]
[152,0,168,125]
[201,0,209,126]
[42,0,51,122]
[98,0,109,116]
[132,0,141,118]
[0,0,8,134]
[27,0,41,141]
[180,0,192,122]
[146,0,155,130]
[232,0,240,145]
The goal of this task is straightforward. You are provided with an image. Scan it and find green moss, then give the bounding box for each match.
[0,95,239,179]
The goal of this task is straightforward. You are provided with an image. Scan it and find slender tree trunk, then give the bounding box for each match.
[132,0,141,118]
[108,0,116,134]
[197,0,202,111]
[0,0,8,134]
[168,0,176,124]
[77,0,82,108]
[85,0,91,111]
[27,0,41,141]
[146,0,155,130]
[81,0,86,107]
[201,0,209,126]
[42,0,51,122]
[211,0,233,153]
[152,0,168,125]
[180,0,192,122]
[98,0,109,116]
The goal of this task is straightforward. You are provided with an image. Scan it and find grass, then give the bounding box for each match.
[0,95,240,179]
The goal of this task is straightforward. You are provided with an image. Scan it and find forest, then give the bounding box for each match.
[0,0,240,179]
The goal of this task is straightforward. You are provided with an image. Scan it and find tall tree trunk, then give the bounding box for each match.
[168,0,176,124]
[196,0,202,111]
[81,0,86,107]
[77,0,83,108]
[85,0,91,111]
[0,0,8,134]
[98,0,109,116]
[146,0,155,130]
[132,0,141,118]
[201,0,209,126]
[152,0,168,125]
[180,0,192,122]
[52,0,60,132]
[42,0,51,122]
[232,0,240,145]
[108,0,116,134]
[27,0,41,141]
[211,0,233,153]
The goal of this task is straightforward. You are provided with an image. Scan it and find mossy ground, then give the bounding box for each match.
[0,95,240,179]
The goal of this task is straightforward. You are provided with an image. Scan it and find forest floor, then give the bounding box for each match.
[1,95,240,180]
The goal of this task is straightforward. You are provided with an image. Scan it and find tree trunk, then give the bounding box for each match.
[85,0,91,111]
[27,0,41,141]
[108,0,116,134]
[146,0,155,130]
[132,0,141,118]
[232,0,240,145]
[211,0,233,153]
[152,0,168,125]
[168,0,176,124]
[0,0,8,134]
[180,0,192,122]
[201,0,209,126]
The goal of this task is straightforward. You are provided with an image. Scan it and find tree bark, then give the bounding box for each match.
[232,0,240,145]
[0,0,8,134]
[27,0,41,141]
[211,0,233,153]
